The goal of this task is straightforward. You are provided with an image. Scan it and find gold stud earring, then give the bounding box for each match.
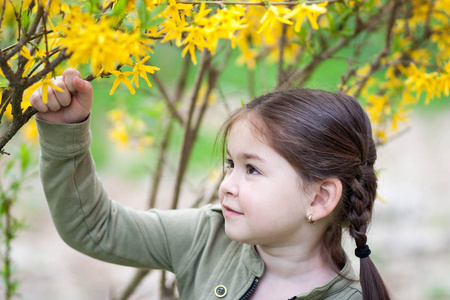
[307,214,316,225]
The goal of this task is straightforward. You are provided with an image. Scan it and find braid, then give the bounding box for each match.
[346,162,391,300]
[347,165,375,249]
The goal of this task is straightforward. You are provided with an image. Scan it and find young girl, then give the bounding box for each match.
[31,68,390,299]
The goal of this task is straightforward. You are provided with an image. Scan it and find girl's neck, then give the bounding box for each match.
[255,242,337,283]
[249,243,339,299]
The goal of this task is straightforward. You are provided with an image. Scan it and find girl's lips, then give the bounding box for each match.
[222,204,244,217]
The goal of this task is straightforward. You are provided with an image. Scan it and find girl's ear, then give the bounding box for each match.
[308,178,342,221]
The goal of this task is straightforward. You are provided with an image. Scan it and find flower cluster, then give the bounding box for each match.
[344,0,450,143]
[107,108,155,151]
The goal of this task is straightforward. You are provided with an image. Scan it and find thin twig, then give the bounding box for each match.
[151,72,184,124]
[0,0,7,31]
[170,51,211,210]
[351,0,401,98]
[117,269,151,300]
[5,4,44,61]
[174,55,191,102]
[278,2,390,90]
[0,93,12,124]
[277,24,288,87]
[24,49,70,88]
[148,121,173,209]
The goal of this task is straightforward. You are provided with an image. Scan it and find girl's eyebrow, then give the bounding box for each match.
[226,149,266,163]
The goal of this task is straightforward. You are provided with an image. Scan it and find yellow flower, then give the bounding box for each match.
[376,193,387,204]
[109,125,129,148]
[196,84,216,106]
[160,18,188,47]
[39,0,60,16]
[20,46,36,78]
[137,136,154,152]
[23,73,64,103]
[109,70,135,95]
[182,26,208,65]
[257,5,293,34]
[131,56,160,88]
[182,41,198,65]
[108,108,126,122]
[21,119,39,143]
[284,2,328,32]
[60,10,146,74]
[193,2,212,25]
[163,0,193,23]
[236,46,258,70]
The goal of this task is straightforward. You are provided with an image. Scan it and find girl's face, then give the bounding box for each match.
[219,118,314,247]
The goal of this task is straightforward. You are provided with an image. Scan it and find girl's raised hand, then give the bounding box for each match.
[30,68,93,124]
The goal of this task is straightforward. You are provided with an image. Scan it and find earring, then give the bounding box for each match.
[307,214,316,225]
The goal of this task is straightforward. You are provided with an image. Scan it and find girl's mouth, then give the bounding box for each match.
[222,204,244,217]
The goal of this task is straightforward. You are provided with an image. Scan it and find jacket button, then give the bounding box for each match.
[214,285,227,298]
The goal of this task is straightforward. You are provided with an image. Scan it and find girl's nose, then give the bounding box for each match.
[219,171,239,198]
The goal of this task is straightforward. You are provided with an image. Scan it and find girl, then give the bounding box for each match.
[31,68,390,299]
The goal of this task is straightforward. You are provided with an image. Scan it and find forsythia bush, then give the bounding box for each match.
[0,0,449,152]
[0,1,449,298]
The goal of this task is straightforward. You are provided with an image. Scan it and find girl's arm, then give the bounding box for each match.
[32,70,206,272]
[37,117,172,268]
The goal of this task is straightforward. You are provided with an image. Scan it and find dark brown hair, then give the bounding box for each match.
[220,89,390,300]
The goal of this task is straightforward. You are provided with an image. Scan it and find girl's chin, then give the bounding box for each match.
[224,224,256,245]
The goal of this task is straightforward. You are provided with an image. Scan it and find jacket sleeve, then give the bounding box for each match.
[36,117,208,272]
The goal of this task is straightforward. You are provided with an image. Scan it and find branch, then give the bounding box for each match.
[174,55,191,102]
[170,51,211,210]
[0,50,70,154]
[117,269,152,300]
[5,4,44,61]
[25,49,70,87]
[151,72,184,124]
[277,24,288,87]
[191,172,224,208]
[148,121,173,209]
[351,0,401,98]
[277,2,391,90]
[0,89,12,123]
[192,47,230,135]
[0,86,28,153]
[0,0,7,31]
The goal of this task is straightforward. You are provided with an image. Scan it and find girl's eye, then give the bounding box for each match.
[225,159,234,169]
[246,165,260,175]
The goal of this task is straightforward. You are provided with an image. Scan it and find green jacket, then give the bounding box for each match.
[36,117,362,300]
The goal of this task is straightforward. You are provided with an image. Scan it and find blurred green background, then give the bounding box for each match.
[2,41,450,299]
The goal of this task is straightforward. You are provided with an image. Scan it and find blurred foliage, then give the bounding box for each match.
[0,145,35,299]
[0,0,449,298]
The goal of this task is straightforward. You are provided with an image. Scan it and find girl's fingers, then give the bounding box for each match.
[30,87,49,113]
[52,77,72,107]
[63,68,82,94]
[46,86,62,111]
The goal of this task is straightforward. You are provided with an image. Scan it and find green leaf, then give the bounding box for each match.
[110,0,127,17]
[21,9,30,32]
[148,2,168,20]
[5,159,15,175]
[145,17,166,28]
[136,0,149,28]
[141,2,168,29]
[19,144,30,173]
[123,18,137,32]
[88,0,102,14]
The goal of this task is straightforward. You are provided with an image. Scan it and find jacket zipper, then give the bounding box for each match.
[239,277,259,300]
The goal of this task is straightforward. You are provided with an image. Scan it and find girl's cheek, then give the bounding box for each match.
[218,188,224,203]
